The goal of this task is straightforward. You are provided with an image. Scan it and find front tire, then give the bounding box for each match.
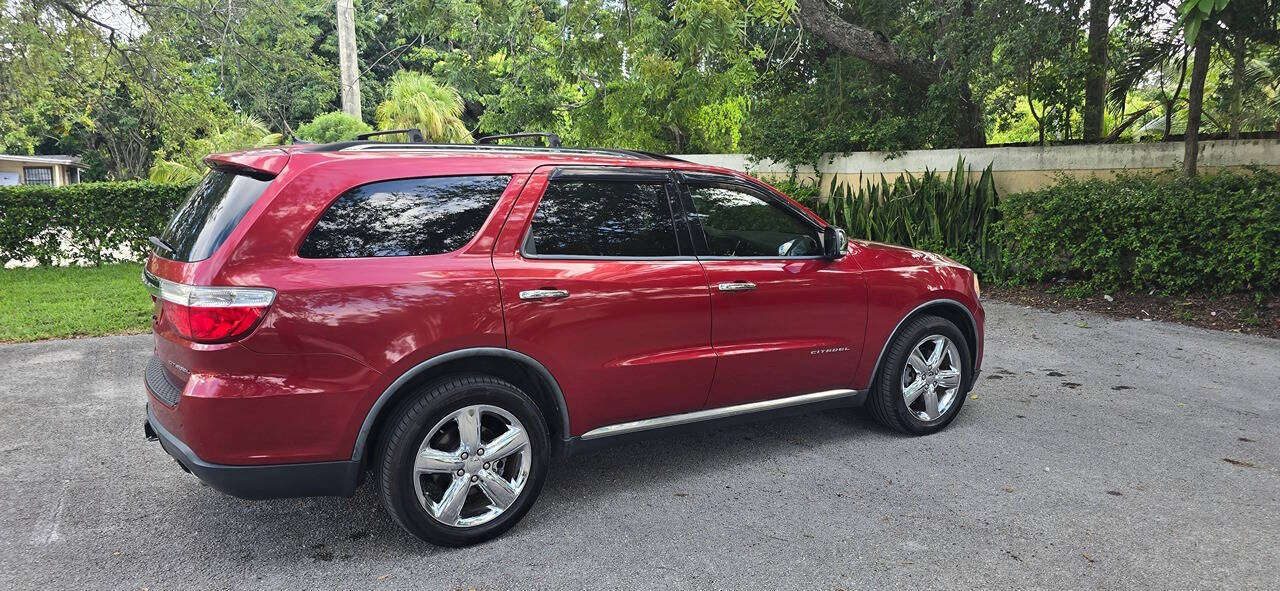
[867,315,972,435]
[377,374,549,546]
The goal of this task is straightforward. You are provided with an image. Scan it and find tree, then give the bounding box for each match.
[1177,0,1228,176]
[148,116,283,183]
[793,0,987,147]
[375,72,471,143]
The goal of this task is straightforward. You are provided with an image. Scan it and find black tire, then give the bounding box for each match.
[377,374,549,546]
[867,315,972,435]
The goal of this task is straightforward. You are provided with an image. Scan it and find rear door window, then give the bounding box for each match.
[524,180,680,258]
[158,170,272,262]
[299,175,510,258]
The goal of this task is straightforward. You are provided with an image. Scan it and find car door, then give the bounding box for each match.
[492,166,716,437]
[679,172,867,408]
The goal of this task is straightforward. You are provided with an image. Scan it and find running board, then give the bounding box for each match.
[579,388,864,441]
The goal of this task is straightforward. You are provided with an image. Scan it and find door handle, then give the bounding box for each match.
[716,282,757,292]
[519,289,570,301]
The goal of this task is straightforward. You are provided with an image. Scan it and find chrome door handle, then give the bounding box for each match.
[716,282,757,292]
[519,289,570,301]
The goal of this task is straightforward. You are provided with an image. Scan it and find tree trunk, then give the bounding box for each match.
[1229,34,1246,139]
[1184,34,1212,177]
[1083,0,1110,141]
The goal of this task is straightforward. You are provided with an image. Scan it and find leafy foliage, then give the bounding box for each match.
[148,116,283,183]
[997,168,1280,294]
[0,181,193,266]
[794,160,1001,276]
[296,111,373,143]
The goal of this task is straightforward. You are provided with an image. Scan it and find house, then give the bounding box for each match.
[0,155,88,187]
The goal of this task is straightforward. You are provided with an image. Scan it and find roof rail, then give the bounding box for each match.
[356,128,425,142]
[477,132,562,148]
[304,135,686,163]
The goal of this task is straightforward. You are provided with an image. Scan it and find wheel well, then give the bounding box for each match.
[877,301,980,386]
[360,354,567,466]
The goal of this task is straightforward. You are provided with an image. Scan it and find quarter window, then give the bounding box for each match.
[687,184,821,257]
[299,175,510,258]
[524,180,680,257]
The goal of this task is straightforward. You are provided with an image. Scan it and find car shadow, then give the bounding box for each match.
[172,407,902,562]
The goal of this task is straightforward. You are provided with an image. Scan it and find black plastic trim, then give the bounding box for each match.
[547,166,674,182]
[144,356,182,407]
[145,405,361,499]
[350,347,572,462]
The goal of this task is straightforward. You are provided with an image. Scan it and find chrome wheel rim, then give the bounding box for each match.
[412,404,531,528]
[900,335,963,421]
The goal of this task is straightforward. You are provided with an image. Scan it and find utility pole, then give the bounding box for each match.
[336,0,361,120]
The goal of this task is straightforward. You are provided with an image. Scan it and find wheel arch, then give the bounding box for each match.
[352,348,571,464]
[867,298,981,390]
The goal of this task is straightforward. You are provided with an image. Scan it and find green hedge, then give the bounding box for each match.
[997,169,1280,295]
[0,181,194,265]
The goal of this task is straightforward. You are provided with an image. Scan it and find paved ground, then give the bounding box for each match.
[1,301,1277,590]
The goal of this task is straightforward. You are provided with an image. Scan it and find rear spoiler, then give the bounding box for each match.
[203,148,290,180]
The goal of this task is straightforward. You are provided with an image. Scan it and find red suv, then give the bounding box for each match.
[142,137,983,546]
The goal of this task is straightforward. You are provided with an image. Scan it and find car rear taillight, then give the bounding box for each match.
[143,271,275,343]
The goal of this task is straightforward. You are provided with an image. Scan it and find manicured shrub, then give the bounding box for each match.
[296,111,373,144]
[0,181,194,265]
[996,168,1280,295]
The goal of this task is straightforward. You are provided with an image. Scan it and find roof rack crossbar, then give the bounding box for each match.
[356,128,425,142]
[477,132,562,148]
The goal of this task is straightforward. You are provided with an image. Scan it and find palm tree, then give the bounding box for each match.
[375,71,472,143]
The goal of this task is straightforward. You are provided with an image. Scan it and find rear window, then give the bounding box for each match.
[299,175,510,258]
[524,180,680,258]
[158,170,272,262]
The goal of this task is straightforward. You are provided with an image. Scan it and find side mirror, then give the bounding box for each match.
[823,226,848,259]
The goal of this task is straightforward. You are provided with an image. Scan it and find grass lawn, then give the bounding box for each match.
[0,263,152,342]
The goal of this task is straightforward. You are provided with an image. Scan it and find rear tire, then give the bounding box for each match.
[377,374,549,546]
[867,315,972,435]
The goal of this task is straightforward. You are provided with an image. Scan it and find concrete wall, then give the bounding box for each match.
[674,139,1280,196]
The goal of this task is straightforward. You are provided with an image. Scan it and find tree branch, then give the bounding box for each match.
[793,0,941,88]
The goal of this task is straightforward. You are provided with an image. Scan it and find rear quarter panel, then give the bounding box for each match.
[154,155,529,463]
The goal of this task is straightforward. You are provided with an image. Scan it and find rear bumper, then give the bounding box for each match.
[145,405,361,499]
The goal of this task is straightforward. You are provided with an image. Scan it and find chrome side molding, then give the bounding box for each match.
[579,388,863,440]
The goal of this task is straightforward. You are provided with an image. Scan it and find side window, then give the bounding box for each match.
[688,184,821,257]
[524,180,680,257]
[299,175,510,258]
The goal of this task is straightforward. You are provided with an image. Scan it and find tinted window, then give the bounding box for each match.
[688,184,820,257]
[160,170,272,262]
[300,175,510,258]
[525,180,679,257]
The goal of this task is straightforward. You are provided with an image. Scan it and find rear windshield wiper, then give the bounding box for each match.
[149,236,175,256]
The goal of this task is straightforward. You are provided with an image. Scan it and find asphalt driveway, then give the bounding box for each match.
[1,301,1277,589]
